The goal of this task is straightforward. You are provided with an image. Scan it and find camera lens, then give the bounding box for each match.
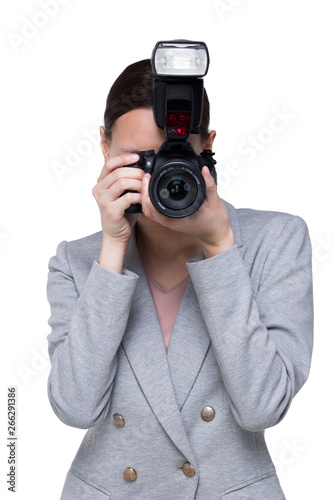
[147,140,213,218]
[148,161,207,218]
[156,169,197,211]
[160,177,191,200]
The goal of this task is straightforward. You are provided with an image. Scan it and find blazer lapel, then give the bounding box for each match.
[121,232,199,468]
[166,279,211,410]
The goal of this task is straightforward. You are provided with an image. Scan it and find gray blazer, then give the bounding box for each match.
[46,200,314,500]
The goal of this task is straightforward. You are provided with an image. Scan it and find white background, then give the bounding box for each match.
[1,0,332,498]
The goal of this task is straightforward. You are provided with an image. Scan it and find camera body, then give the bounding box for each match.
[126,141,216,218]
[124,40,216,218]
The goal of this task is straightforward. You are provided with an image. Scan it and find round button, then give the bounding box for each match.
[182,462,196,477]
[123,467,137,481]
[113,414,125,428]
[201,406,215,422]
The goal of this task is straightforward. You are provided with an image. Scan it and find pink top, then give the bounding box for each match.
[145,270,190,350]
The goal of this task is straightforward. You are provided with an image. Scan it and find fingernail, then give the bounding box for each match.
[127,153,139,160]
[142,176,148,186]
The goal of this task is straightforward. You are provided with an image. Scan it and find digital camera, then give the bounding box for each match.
[125,40,217,218]
[126,141,216,218]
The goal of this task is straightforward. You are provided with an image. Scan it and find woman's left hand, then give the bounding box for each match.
[141,166,235,258]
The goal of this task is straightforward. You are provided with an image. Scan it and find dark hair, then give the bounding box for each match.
[103,59,210,143]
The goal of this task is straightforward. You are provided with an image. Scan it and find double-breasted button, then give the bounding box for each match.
[113,414,125,428]
[201,406,215,422]
[182,462,196,477]
[123,467,137,481]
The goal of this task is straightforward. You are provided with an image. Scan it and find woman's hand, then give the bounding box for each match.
[141,166,235,258]
[92,153,143,247]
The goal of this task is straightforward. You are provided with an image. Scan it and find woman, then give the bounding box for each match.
[46,59,314,499]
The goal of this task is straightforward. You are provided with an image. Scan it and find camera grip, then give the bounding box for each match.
[123,150,155,214]
[125,199,143,214]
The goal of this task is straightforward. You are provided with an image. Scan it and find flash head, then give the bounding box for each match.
[152,40,209,77]
[152,39,210,140]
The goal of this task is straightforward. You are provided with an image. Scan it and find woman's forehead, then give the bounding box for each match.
[111,109,165,151]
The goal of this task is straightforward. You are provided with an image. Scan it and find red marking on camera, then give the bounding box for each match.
[166,112,191,137]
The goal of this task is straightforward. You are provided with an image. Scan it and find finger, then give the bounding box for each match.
[140,173,157,218]
[97,153,139,182]
[141,176,171,225]
[98,178,143,205]
[141,173,151,198]
[113,191,142,215]
[140,174,153,216]
[201,166,217,198]
[141,195,161,223]
[98,166,145,192]
[140,174,154,216]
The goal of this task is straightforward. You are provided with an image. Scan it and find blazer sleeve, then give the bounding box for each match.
[46,240,139,429]
[187,214,314,432]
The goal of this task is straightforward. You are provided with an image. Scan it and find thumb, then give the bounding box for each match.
[202,166,216,192]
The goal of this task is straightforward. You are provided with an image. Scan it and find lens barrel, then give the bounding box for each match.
[149,162,206,218]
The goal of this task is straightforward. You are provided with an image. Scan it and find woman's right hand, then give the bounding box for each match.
[92,153,143,248]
